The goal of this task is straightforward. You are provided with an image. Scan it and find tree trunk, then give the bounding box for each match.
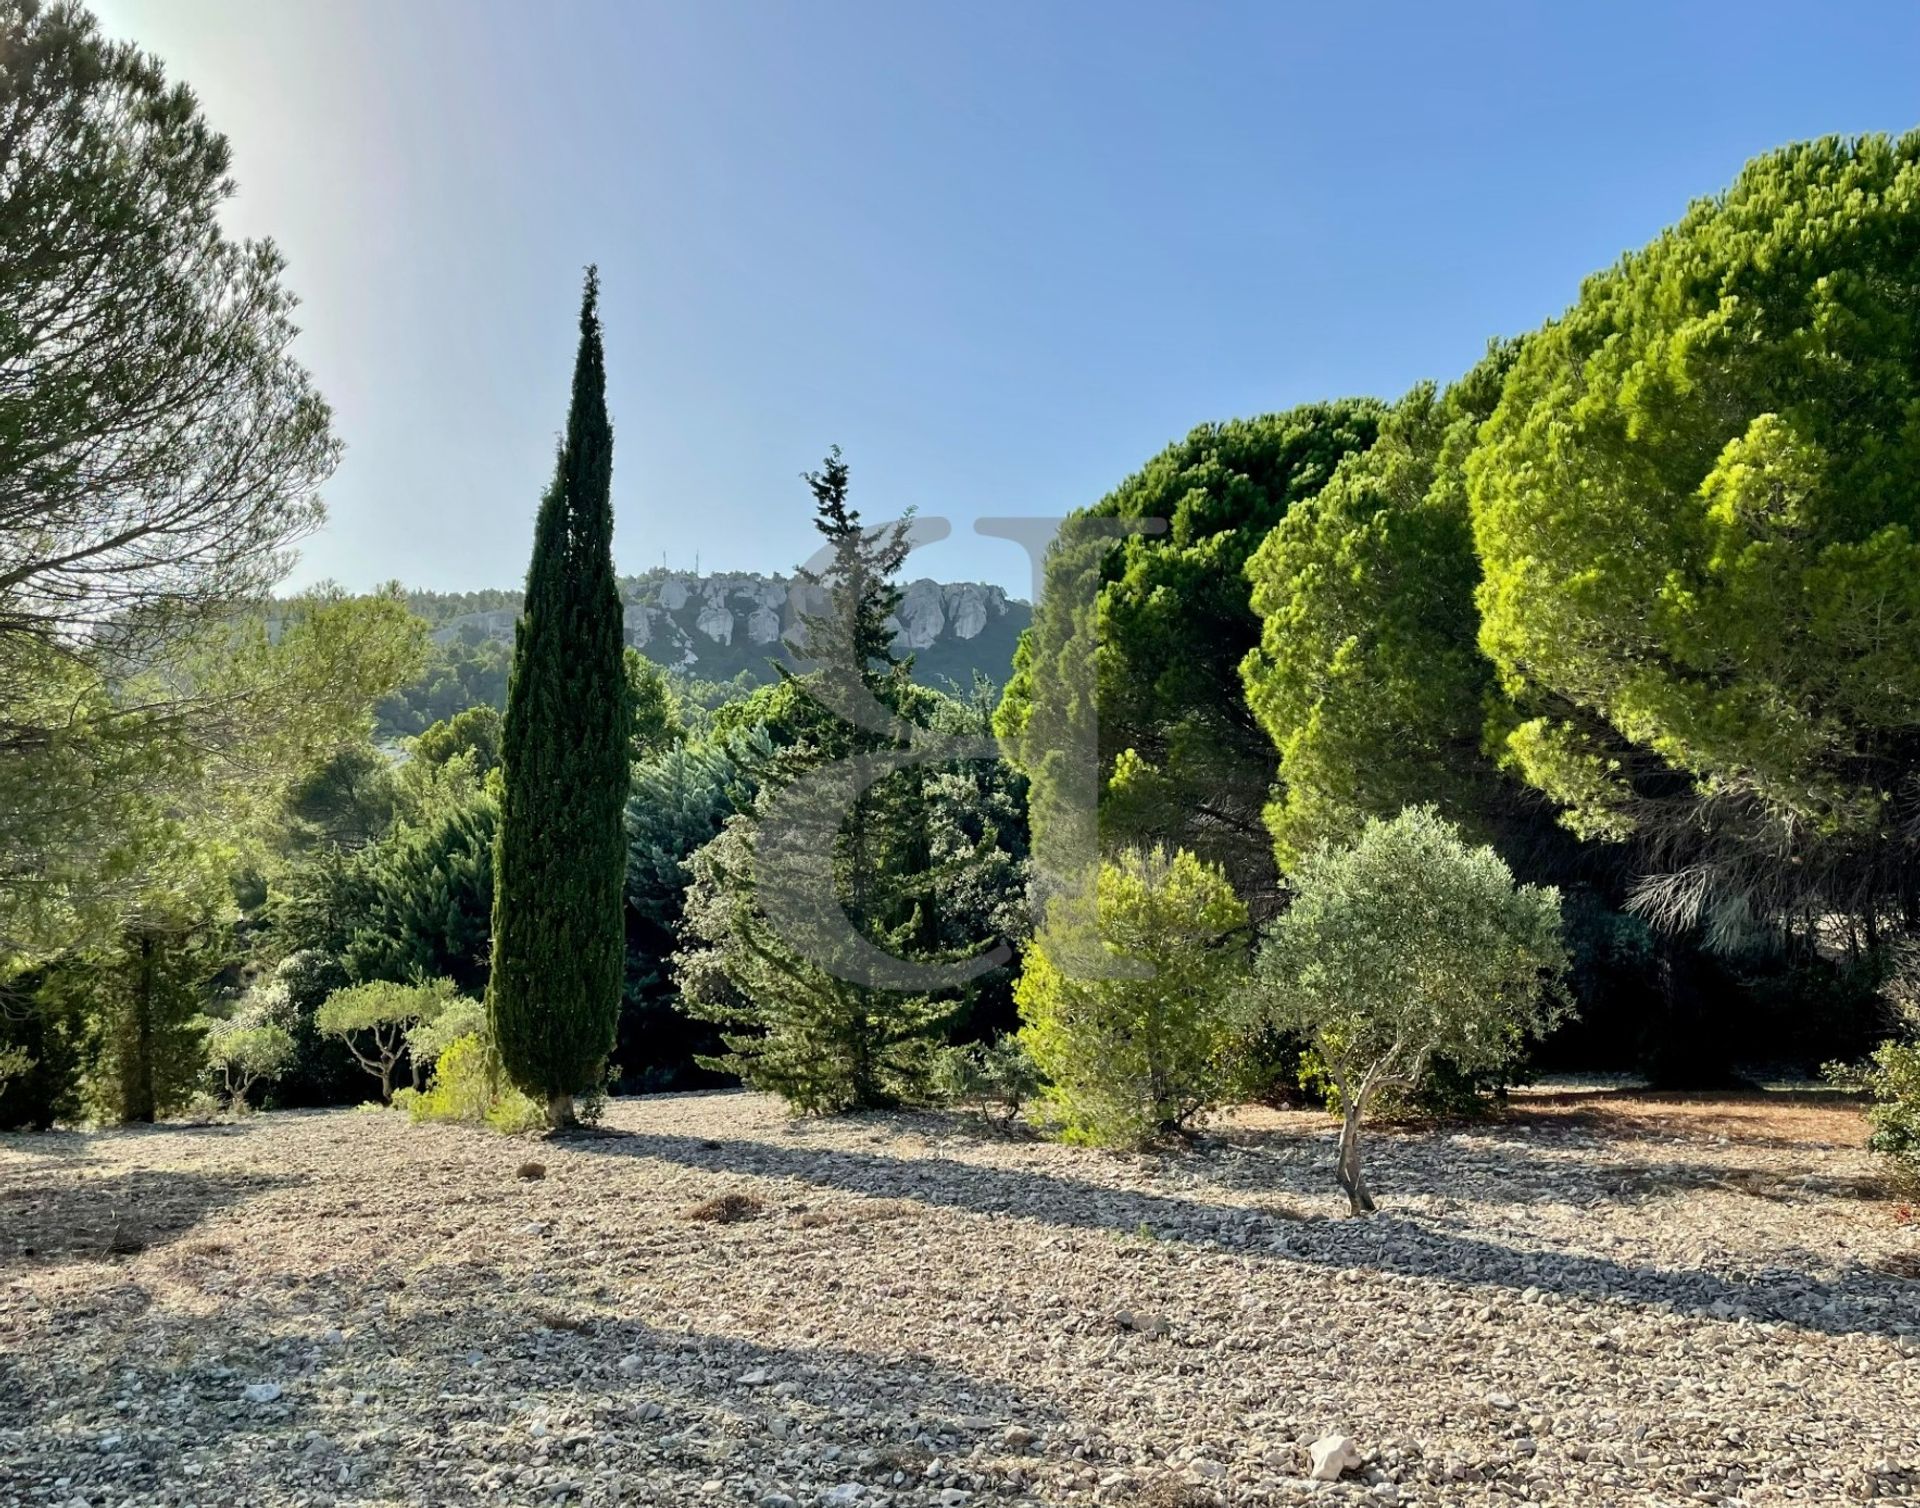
[379,1063,392,1103]
[126,932,158,1124]
[546,1092,577,1131]
[1336,1102,1376,1216]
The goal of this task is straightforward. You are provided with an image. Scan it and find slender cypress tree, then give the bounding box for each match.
[487,268,627,1129]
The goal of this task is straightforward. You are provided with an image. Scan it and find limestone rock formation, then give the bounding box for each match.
[417,570,1028,689]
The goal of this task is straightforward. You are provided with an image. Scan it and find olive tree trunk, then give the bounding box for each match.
[1335,1100,1377,1215]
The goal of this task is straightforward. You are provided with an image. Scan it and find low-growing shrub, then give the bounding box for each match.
[933,1038,1040,1128]
[1217,1023,1317,1109]
[406,1032,543,1133]
[1829,1041,1920,1176]
[684,1192,764,1223]
[405,995,487,1071]
[201,1018,296,1110]
[318,977,468,1101]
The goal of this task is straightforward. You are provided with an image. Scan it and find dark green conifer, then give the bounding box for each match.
[487,268,627,1128]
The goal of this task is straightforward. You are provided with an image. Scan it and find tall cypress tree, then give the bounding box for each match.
[488,268,627,1129]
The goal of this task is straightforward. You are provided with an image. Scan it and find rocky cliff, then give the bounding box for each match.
[417,571,1031,688]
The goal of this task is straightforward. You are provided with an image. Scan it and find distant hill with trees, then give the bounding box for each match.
[376,570,1030,735]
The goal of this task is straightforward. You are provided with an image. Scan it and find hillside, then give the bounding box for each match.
[409,570,1031,691]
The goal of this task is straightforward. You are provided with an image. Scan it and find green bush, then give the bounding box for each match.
[406,1032,544,1133]
[317,977,465,1100]
[405,995,487,1069]
[1016,846,1248,1147]
[1830,1041,1920,1174]
[201,1019,296,1109]
[933,1038,1040,1128]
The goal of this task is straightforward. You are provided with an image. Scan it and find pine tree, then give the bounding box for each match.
[788,446,914,925]
[676,451,955,1111]
[487,269,628,1129]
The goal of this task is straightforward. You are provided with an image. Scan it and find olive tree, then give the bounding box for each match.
[203,1019,295,1109]
[1253,807,1569,1214]
[316,978,462,1101]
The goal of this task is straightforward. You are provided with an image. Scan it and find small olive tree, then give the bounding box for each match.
[1018,846,1249,1147]
[203,1020,295,1109]
[1253,807,1569,1214]
[316,978,464,1101]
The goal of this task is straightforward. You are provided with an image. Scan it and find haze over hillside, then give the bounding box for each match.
[408,569,1032,691]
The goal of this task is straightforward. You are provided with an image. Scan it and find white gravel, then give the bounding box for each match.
[2,1090,1917,1506]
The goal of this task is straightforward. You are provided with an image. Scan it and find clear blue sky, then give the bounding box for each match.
[90,0,1920,599]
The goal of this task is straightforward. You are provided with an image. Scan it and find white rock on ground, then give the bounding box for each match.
[1307,1432,1360,1481]
[1,1089,1917,1505]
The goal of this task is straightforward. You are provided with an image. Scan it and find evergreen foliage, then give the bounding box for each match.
[317,977,461,1101]
[678,809,954,1113]
[1241,351,1523,868]
[0,966,92,1130]
[1016,846,1248,1147]
[621,727,772,1090]
[202,1017,295,1109]
[77,909,224,1124]
[675,451,1012,1112]
[347,785,498,994]
[1469,133,1920,933]
[486,270,629,1129]
[996,404,1381,915]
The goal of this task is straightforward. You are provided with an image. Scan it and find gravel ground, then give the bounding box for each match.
[2,1090,1918,1508]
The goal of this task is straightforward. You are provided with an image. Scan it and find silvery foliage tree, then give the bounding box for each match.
[1253,806,1569,1214]
[200,985,296,1110]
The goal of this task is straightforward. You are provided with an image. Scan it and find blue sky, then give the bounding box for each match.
[91,1,1920,599]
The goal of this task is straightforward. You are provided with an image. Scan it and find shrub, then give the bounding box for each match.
[1016,847,1248,1147]
[405,995,487,1069]
[406,1032,543,1133]
[1830,1042,1920,1175]
[1253,806,1569,1214]
[933,1038,1040,1128]
[1217,1022,1319,1109]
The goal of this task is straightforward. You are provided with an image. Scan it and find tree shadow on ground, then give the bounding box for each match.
[574,1127,1913,1339]
[5,1285,1058,1507]
[0,1167,293,1270]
